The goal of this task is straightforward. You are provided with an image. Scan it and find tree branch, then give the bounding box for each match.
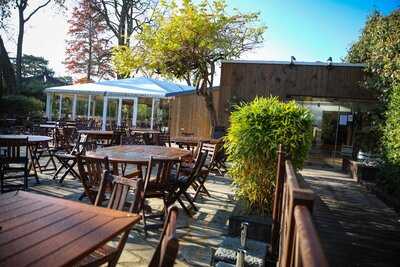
[24,0,51,22]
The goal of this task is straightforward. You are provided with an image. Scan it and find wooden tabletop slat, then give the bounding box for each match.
[0,195,25,207]
[0,201,52,223]
[2,216,114,267]
[0,211,97,261]
[0,207,78,246]
[0,191,140,267]
[30,217,138,267]
[0,204,64,232]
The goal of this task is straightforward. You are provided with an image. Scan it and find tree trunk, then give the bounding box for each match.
[203,91,218,132]
[16,8,25,91]
[0,35,16,95]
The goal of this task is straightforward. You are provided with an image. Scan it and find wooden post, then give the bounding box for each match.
[271,144,286,258]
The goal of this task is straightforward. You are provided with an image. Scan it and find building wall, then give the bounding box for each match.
[218,62,376,127]
[169,90,220,138]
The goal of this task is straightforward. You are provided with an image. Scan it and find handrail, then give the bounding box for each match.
[274,150,329,267]
[294,205,329,267]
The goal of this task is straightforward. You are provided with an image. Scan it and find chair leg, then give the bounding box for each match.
[53,163,65,180]
[183,191,198,211]
[177,198,192,217]
[59,160,77,183]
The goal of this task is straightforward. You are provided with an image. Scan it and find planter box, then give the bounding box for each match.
[227,200,272,242]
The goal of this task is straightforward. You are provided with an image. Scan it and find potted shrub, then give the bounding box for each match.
[225,97,313,215]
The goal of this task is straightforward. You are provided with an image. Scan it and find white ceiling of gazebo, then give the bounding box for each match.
[45,77,195,98]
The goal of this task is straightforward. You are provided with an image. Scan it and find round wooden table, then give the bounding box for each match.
[86,145,191,164]
[0,135,52,180]
[0,134,52,143]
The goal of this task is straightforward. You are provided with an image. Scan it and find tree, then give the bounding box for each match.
[347,10,400,104]
[0,34,16,95]
[11,54,54,78]
[92,0,156,46]
[65,0,114,80]
[112,0,265,129]
[13,0,65,90]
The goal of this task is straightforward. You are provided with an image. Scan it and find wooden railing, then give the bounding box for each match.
[271,145,328,267]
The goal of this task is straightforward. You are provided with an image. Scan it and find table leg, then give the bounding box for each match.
[28,144,40,183]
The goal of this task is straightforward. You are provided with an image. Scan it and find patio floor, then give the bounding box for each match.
[19,167,235,266]
[301,166,400,267]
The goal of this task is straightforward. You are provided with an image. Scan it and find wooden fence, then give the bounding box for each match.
[271,145,328,267]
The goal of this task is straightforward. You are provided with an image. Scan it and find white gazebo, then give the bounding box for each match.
[44,77,194,130]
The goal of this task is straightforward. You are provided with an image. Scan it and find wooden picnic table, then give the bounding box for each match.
[0,135,52,181]
[0,191,141,267]
[86,145,191,165]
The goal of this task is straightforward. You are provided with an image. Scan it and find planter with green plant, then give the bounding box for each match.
[225,96,313,215]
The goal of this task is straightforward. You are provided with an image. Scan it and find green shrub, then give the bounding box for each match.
[225,97,313,214]
[0,95,44,118]
[383,84,400,165]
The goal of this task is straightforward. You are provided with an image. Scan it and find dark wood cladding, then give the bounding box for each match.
[218,62,376,126]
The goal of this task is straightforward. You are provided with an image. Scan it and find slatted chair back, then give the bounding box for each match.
[71,133,88,155]
[120,134,144,145]
[149,206,179,267]
[77,155,110,204]
[201,142,220,167]
[55,127,75,151]
[95,171,144,213]
[144,157,182,193]
[158,133,171,147]
[0,138,28,164]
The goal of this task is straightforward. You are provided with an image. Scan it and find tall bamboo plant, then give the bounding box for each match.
[225,97,313,214]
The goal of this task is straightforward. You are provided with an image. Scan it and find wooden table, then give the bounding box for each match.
[78,130,114,145]
[39,124,57,129]
[0,191,141,267]
[86,145,191,165]
[0,135,52,180]
[130,129,161,135]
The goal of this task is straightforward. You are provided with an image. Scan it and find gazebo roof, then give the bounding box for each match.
[44,77,194,98]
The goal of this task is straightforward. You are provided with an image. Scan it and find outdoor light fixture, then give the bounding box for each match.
[290,56,296,65]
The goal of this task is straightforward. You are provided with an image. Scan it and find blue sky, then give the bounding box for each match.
[230,0,399,62]
[3,0,399,78]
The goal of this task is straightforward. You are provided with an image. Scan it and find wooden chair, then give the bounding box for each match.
[77,155,110,204]
[158,132,171,147]
[0,137,29,192]
[141,157,182,236]
[148,206,179,267]
[77,171,144,267]
[53,133,88,183]
[167,151,208,216]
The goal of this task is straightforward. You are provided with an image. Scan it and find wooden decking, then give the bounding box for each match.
[301,167,400,267]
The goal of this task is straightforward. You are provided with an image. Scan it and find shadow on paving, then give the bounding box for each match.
[301,167,400,267]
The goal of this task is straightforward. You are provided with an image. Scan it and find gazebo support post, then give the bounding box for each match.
[117,98,122,127]
[46,93,52,120]
[58,94,63,120]
[72,94,77,120]
[87,95,92,118]
[102,96,108,131]
[150,98,156,130]
[132,97,138,128]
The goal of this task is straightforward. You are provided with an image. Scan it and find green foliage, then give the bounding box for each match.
[225,97,313,214]
[112,0,265,86]
[0,94,43,118]
[347,10,400,102]
[383,85,400,165]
